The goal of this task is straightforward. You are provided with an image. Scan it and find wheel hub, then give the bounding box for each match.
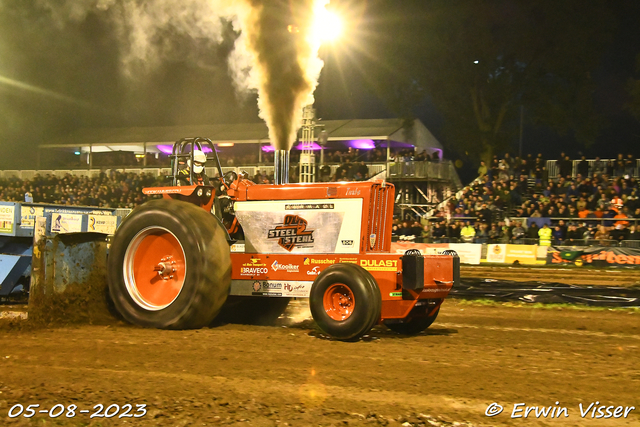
[323,283,356,321]
[154,256,178,280]
[123,227,187,311]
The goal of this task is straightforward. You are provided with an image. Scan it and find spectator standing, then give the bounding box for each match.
[460,221,476,243]
[615,154,626,177]
[477,161,487,178]
[538,223,552,246]
[525,222,539,241]
[591,156,604,175]
[559,155,573,178]
[552,226,565,244]
[511,221,525,244]
[488,224,502,243]
[448,221,461,241]
[583,223,596,241]
[625,154,636,177]
[565,224,582,242]
[595,225,610,243]
[476,223,489,243]
[577,156,589,177]
[610,224,630,242]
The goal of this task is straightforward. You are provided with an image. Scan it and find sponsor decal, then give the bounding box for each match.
[304,257,336,265]
[345,188,362,196]
[389,292,402,297]
[243,259,267,267]
[341,240,354,247]
[0,205,15,233]
[51,213,82,233]
[88,215,118,234]
[369,233,377,249]
[230,243,245,253]
[267,214,314,251]
[421,287,451,293]
[338,257,358,264]
[359,259,398,272]
[549,248,640,266]
[251,281,284,295]
[21,206,43,228]
[284,283,307,292]
[307,266,321,276]
[271,260,300,273]
[230,280,312,297]
[240,267,268,276]
[285,203,334,210]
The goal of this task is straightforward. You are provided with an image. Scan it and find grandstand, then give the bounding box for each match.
[408,153,640,248]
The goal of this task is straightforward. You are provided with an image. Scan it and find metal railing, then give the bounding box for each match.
[391,235,639,247]
[546,159,640,179]
[388,160,462,187]
[0,162,432,183]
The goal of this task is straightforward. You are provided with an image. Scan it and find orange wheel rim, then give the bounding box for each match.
[323,283,355,321]
[123,227,186,311]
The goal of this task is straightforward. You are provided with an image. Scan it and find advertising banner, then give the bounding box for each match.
[390,242,481,265]
[235,199,363,254]
[547,246,640,267]
[448,243,482,265]
[486,244,507,263]
[20,206,44,227]
[87,215,118,234]
[50,214,83,233]
[0,204,15,233]
[504,244,538,264]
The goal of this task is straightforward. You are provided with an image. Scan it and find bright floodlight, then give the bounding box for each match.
[314,8,342,42]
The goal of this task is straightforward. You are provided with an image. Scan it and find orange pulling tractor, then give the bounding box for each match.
[107,138,459,341]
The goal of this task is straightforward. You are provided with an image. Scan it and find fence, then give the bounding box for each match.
[545,158,640,179]
[0,162,408,183]
[392,235,640,247]
[388,160,462,187]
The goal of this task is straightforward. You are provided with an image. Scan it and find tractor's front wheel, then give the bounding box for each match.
[108,199,231,329]
[309,263,381,341]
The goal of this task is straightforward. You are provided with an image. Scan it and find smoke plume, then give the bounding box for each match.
[234,0,326,150]
[27,0,327,151]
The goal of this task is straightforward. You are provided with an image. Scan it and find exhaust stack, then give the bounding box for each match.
[274,150,290,185]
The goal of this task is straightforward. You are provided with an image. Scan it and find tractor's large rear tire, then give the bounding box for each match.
[108,198,231,329]
[384,308,440,335]
[216,296,290,326]
[309,263,381,341]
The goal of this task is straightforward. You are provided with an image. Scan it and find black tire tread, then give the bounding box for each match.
[108,198,231,329]
[309,263,381,341]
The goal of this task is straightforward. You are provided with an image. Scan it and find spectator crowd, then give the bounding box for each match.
[405,151,640,245]
[0,171,163,209]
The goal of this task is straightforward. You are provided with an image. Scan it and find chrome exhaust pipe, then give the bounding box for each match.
[274,149,290,185]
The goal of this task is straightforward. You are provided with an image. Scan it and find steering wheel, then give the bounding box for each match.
[223,171,238,187]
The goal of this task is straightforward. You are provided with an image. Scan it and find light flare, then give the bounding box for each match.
[311,7,342,43]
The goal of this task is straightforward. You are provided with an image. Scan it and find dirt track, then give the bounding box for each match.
[461,265,640,286]
[1,299,639,427]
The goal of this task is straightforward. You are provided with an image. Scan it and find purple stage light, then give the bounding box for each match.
[261,145,276,152]
[348,139,375,150]
[294,142,322,150]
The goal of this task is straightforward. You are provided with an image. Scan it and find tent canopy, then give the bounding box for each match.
[40,118,443,154]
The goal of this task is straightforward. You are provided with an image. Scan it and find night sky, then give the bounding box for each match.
[0,0,639,171]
